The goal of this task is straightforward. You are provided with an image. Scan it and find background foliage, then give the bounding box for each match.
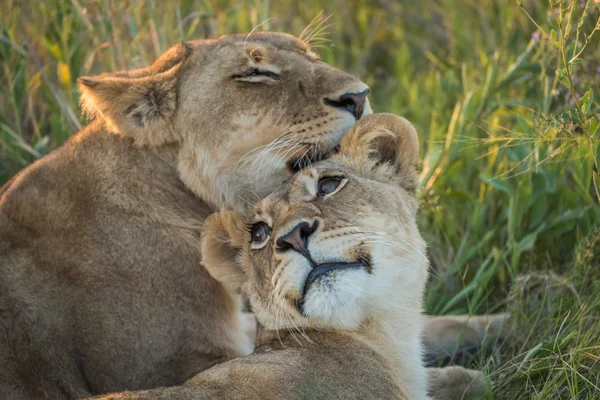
[1,0,599,398]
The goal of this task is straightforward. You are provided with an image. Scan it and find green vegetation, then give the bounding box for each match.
[1,0,599,398]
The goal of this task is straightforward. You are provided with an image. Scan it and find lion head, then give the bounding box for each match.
[201,113,428,332]
[78,32,371,210]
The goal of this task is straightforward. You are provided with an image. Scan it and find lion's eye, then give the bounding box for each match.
[233,68,280,81]
[317,177,345,197]
[250,222,271,248]
[247,69,279,79]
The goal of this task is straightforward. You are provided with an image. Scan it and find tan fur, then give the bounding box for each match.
[92,114,487,400]
[0,32,371,399]
[423,313,510,365]
[427,366,485,400]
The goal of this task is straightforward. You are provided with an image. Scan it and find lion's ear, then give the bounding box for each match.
[338,113,420,192]
[201,210,248,295]
[78,42,192,146]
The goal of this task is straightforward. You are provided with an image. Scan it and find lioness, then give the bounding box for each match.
[92,114,487,400]
[0,32,372,399]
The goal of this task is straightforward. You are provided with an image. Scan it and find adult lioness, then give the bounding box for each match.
[92,114,486,400]
[0,32,371,399]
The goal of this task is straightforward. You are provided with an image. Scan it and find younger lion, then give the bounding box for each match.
[94,114,485,400]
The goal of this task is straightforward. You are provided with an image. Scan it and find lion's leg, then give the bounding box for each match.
[427,366,486,400]
[422,313,510,365]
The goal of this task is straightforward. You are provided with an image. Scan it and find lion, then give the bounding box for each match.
[0,33,509,399]
[0,32,372,399]
[90,114,502,400]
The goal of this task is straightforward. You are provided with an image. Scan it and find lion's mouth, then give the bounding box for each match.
[286,143,341,173]
[297,255,371,314]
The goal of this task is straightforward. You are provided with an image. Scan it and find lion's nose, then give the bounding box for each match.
[276,220,319,255]
[324,89,369,120]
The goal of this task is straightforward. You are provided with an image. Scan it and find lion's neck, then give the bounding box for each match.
[254,307,429,400]
[177,135,290,212]
[77,122,211,229]
[350,301,430,400]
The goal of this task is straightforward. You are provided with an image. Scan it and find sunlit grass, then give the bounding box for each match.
[1,0,599,398]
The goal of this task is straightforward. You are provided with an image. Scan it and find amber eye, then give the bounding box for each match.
[317,177,343,196]
[251,222,271,248]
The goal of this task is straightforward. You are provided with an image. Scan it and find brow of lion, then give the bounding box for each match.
[248,47,274,63]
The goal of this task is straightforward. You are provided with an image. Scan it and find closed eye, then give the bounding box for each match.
[232,68,280,82]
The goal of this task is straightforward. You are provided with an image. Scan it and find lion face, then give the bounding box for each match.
[79,32,371,210]
[202,114,429,331]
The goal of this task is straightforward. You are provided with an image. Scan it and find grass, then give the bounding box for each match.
[1,0,599,398]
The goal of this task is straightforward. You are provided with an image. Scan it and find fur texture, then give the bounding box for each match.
[0,32,372,399]
[93,114,485,400]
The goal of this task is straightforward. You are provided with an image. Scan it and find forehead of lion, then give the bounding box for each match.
[186,32,320,62]
[200,32,319,59]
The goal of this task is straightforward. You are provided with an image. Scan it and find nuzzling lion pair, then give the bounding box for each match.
[96,113,505,400]
[0,32,507,400]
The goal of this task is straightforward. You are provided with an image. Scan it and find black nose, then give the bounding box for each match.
[276,220,319,254]
[324,89,369,120]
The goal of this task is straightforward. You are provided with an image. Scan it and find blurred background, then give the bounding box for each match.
[1,0,599,398]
